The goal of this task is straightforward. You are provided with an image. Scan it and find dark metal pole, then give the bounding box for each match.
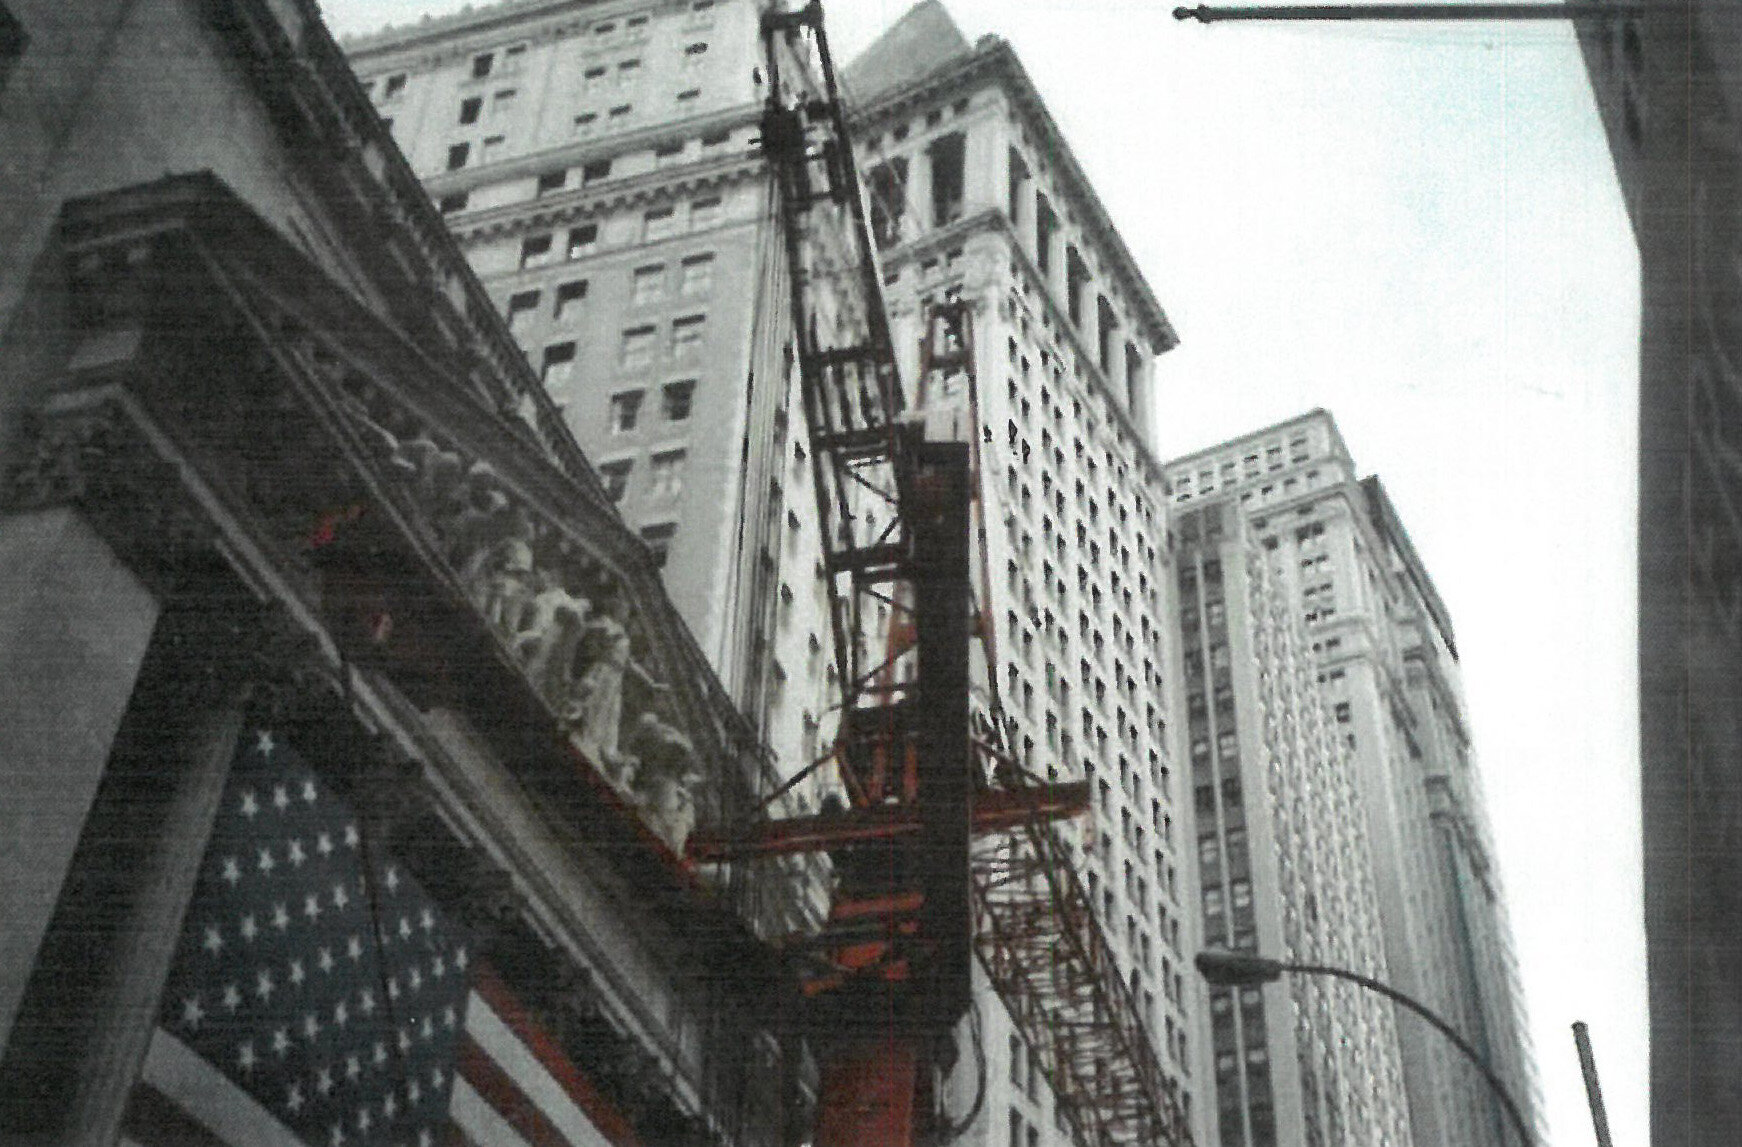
[1573,1022,1615,1147]
[1174,3,1641,20]
[1283,961,1535,1147]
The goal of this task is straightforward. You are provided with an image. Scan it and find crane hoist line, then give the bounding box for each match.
[683,4,1196,1147]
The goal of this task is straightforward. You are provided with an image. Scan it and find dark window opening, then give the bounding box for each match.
[459,96,482,124]
[1007,148,1028,224]
[867,158,908,251]
[446,142,470,170]
[927,131,966,227]
[1067,246,1089,327]
[471,52,494,78]
[640,523,676,567]
[537,169,567,195]
[438,192,469,214]
[582,158,612,184]
[1097,294,1118,374]
[1035,194,1057,277]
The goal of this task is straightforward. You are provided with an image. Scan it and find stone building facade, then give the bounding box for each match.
[1165,411,1539,1147]
[1577,6,1742,1141]
[0,1,811,1143]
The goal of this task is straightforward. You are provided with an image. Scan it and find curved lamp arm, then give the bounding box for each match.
[1194,951,1533,1147]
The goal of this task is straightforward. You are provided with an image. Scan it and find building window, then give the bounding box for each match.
[573,112,598,136]
[537,169,567,196]
[481,134,506,162]
[437,192,470,215]
[566,224,599,260]
[610,391,643,433]
[471,52,494,78]
[617,58,641,86]
[867,158,908,250]
[503,43,527,71]
[492,87,517,115]
[701,128,730,149]
[690,196,722,229]
[459,96,482,124]
[599,460,632,502]
[609,103,633,120]
[662,380,696,421]
[683,41,709,68]
[1035,194,1057,276]
[926,132,965,227]
[519,234,553,269]
[640,522,676,567]
[649,449,686,498]
[506,289,541,333]
[672,314,706,359]
[620,325,657,369]
[541,341,576,386]
[632,264,666,305]
[381,73,407,100]
[655,140,685,166]
[446,142,470,170]
[679,253,714,295]
[644,205,678,241]
[584,64,608,90]
[676,87,702,103]
[554,279,588,320]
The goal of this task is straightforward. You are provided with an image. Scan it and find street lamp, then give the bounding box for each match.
[1195,950,1534,1147]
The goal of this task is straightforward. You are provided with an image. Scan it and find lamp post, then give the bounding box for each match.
[1195,950,1534,1147]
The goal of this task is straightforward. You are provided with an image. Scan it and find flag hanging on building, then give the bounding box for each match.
[122,730,640,1147]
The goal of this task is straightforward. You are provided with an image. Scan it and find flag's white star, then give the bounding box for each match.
[272,1027,291,1058]
[317,947,335,974]
[304,894,322,922]
[372,1041,388,1067]
[442,1005,457,1030]
[222,983,242,1012]
[288,839,307,867]
[418,1126,432,1146]
[240,791,260,818]
[286,1082,303,1114]
[407,1079,422,1105]
[202,924,224,955]
[301,780,318,804]
[397,1027,412,1053]
[357,988,376,1016]
[256,731,275,756]
[317,1066,334,1095]
[288,958,305,987]
[257,847,275,875]
[428,1066,443,1089]
[407,967,422,993]
[328,1122,344,1147]
[316,832,334,857]
[343,824,359,849]
[420,1016,435,1042]
[332,1000,349,1029]
[398,916,413,941]
[387,975,401,1001]
[419,907,434,932]
[431,955,446,979]
[355,1108,371,1134]
[384,866,400,893]
[272,785,290,811]
[331,882,350,910]
[381,1092,397,1118]
[346,935,362,962]
[453,946,469,971]
[220,857,242,886]
[239,914,258,942]
[237,1041,256,1073]
[303,1013,322,1043]
[255,969,275,1002]
[181,996,205,1030]
[345,1054,361,1081]
[271,903,290,932]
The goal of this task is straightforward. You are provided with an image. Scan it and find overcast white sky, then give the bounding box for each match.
[321,1,1646,1143]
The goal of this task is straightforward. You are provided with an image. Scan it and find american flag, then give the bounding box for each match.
[124,730,639,1147]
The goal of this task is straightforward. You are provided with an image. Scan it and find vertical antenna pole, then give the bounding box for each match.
[1572,1022,1615,1147]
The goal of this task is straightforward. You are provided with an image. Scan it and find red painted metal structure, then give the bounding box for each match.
[686,5,1197,1146]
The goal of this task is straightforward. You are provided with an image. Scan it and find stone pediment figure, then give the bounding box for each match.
[510,570,592,702]
[624,711,701,852]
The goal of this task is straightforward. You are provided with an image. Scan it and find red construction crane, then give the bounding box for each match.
[687,5,1195,1146]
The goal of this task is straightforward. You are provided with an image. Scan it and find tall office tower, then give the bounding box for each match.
[1578,9,1742,1141]
[1171,498,1412,1147]
[344,0,806,737]
[1165,410,1539,1147]
[841,6,1202,1145]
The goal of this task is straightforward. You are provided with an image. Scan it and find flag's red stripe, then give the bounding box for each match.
[121,1083,231,1147]
[456,1035,571,1147]
[470,964,644,1147]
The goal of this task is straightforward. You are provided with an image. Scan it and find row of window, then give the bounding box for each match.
[597,447,686,504]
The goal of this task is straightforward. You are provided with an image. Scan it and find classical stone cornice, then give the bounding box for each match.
[845,38,1179,357]
[342,0,691,71]
[445,151,769,246]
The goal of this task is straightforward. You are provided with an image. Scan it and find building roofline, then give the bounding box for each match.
[339,0,612,56]
[843,35,1179,356]
[1160,407,1349,473]
[1360,474,1459,659]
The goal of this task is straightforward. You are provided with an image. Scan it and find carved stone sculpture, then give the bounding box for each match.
[625,712,701,851]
